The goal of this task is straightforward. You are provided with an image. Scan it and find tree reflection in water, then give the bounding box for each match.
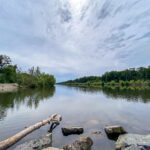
[63,85,150,103]
[0,87,55,120]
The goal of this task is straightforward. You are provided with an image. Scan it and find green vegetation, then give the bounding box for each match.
[59,66,150,88]
[0,55,56,88]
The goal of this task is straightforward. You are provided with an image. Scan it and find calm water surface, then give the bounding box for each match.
[0,85,150,150]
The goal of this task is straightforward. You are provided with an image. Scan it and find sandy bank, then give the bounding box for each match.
[0,83,18,92]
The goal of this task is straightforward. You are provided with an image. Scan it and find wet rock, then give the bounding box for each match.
[115,133,150,150]
[62,126,84,136]
[42,147,63,150]
[122,144,150,150]
[92,131,102,135]
[63,137,93,150]
[104,125,127,140]
[14,133,52,150]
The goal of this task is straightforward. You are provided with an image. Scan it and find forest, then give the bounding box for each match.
[0,55,56,88]
[60,66,150,88]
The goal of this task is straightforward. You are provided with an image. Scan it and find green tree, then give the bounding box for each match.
[0,65,17,83]
[0,55,11,69]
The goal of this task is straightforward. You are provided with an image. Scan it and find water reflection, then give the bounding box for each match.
[1,85,150,150]
[1,85,150,122]
[62,85,150,103]
[0,106,6,121]
[101,87,150,103]
[0,87,55,120]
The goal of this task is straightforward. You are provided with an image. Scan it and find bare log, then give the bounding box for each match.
[0,114,62,150]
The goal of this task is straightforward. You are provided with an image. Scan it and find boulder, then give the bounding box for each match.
[104,125,127,140]
[14,133,52,150]
[62,126,84,136]
[115,133,150,150]
[122,145,150,150]
[63,137,93,150]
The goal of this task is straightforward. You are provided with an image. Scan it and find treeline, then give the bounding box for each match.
[60,66,150,88]
[0,55,56,88]
[101,67,150,82]
[63,76,101,84]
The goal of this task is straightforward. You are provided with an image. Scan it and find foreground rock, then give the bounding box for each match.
[116,133,150,150]
[63,137,93,150]
[43,147,63,150]
[14,134,52,150]
[105,125,127,140]
[62,126,84,136]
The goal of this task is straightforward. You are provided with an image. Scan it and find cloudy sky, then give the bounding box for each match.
[0,0,150,82]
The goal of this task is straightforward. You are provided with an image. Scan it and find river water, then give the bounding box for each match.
[0,85,150,150]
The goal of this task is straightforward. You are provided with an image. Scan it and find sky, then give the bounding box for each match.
[0,0,150,82]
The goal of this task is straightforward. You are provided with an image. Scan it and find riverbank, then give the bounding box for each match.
[58,81,150,89]
[58,66,150,89]
[0,83,18,92]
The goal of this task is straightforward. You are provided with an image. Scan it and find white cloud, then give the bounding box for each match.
[0,0,150,81]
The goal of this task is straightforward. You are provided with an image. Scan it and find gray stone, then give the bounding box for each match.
[123,145,150,150]
[62,126,84,136]
[92,131,102,135]
[63,136,93,150]
[116,133,150,150]
[14,134,52,150]
[104,125,127,140]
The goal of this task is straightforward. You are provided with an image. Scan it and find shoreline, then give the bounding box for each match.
[0,83,19,93]
[57,83,150,89]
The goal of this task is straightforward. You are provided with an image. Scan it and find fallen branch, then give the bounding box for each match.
[0,114,62,150]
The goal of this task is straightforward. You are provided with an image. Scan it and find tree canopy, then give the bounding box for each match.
[0,55,11,69]
[60,66,150,87]
[0,55,56,88]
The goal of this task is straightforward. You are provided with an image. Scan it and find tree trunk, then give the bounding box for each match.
[0,114,62,150]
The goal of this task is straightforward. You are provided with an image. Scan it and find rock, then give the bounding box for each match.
[104,125,127,140]
[62,126,84,136]
[92,131,102,135]
[115,133,150,150]
[14,134,52,150]
[63,137,93,150]
[122,144,150,150]
[42,147,63,150]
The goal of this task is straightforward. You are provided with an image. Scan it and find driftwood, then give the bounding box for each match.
[0,114,62,150]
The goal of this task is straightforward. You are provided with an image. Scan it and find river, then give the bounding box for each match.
[0,85,150,150]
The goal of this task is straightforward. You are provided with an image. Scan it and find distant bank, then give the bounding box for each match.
[58,66,150,89]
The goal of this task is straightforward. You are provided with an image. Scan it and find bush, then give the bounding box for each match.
[17,68,56,88]
[38,74,56,87]
[0,65,17,83]
[110,80,115,86]
[129,80,135,86]
[119,80,125,86]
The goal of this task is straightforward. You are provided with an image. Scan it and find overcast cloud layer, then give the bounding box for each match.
[0,0,150,81]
